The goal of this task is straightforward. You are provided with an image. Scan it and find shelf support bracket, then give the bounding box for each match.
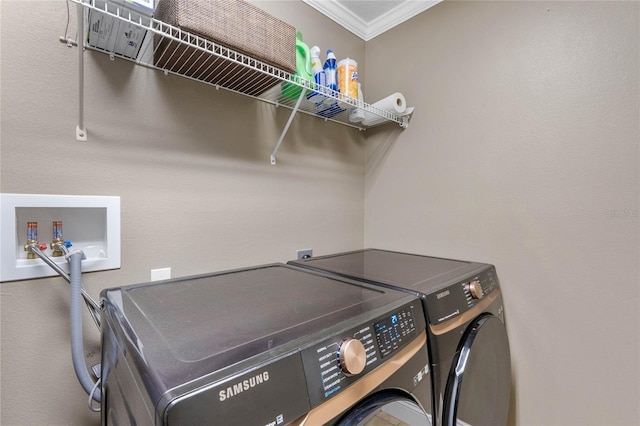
[76,2,87,141]
[270,89,306,165]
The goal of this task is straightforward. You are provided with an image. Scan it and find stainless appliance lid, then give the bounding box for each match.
[290,249,486,292]
[101,264,412,388]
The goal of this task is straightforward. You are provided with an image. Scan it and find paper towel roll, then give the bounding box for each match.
[362,92,407,126]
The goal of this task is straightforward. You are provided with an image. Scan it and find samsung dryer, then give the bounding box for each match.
[100,263,434,425]
[290,249,511,426]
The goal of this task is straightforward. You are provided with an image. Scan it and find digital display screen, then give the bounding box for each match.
[374,309,416,358]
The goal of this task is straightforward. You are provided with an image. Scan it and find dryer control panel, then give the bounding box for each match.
[300,300,426,407]
[424,266,499,325]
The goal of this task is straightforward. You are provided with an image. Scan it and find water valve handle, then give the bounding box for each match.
[64,241,73,248]
[39,243,48,250]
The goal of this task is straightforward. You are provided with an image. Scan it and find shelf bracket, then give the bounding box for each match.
[76,2,87,141]
[270,89,306,165]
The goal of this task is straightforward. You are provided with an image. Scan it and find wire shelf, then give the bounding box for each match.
[72,0,407,131]
[69,0,412,163]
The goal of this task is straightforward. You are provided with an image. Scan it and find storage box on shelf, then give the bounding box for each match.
[86,0,154,59]
[154,0,296,96]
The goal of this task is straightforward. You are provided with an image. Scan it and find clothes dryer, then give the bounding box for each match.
[100,264,434,425]
[290,249,511,426]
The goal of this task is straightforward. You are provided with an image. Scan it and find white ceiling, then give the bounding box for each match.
[303,0,442,41]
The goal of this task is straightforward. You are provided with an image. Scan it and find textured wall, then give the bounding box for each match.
[364,1,639,425]
[3,1,639,425]
[0,1,365,424]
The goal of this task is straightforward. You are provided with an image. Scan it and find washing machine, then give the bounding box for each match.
[289,249,511,426]
[100,263,434,425]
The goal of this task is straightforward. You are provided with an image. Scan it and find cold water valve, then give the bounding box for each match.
[50,221,72,257]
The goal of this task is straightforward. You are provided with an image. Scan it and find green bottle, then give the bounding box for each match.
[281,31,313,100]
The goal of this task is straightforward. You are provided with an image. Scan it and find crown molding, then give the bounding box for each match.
[302,0,442,41]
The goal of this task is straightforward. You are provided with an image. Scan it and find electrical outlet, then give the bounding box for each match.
[296,249,313,260]
[151,267,171,281]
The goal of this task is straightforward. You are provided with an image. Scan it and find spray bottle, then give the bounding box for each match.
[323,49,338,93]
[310,46,325,87]
[306,46,327,106]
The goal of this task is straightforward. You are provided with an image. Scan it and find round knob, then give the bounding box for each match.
[339,338,367,376]
[468,280,484,299]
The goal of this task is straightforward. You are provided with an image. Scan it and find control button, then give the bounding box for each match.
[339,338,366,376]
[467,280,484,299]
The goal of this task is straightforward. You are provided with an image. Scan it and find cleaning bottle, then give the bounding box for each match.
[323,49,338,93]
[337,58,358,99]
[310,46,324,86]
[306,46,327,105]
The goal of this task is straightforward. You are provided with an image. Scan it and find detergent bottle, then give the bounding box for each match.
[282,31,312,99]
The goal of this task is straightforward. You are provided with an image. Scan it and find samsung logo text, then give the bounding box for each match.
[219,371,270,402]
[436,290,451,299]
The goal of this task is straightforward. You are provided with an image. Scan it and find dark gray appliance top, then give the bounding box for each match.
[100,263,414,396]
[289,249,489,295]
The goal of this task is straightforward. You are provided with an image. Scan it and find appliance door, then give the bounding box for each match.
[443,314,511,426]
[337,391,432,426]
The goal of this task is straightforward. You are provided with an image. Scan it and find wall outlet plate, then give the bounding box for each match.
[151,267,171,281]
[297,248,313,260]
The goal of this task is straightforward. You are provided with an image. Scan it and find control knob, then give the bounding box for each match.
[467,280,484,300]
[339,338,367,376]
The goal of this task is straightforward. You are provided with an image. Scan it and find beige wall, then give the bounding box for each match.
[0,1,365,424]
[2,1,639,425]
[364,1,639,425]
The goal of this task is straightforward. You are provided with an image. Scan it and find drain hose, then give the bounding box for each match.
[69,251,101,403]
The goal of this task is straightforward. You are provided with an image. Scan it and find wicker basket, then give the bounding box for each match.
[154,0,296,95]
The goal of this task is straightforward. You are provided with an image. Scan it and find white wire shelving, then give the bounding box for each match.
[69,0,409,164]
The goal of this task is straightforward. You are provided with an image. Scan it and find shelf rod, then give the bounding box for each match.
[270,89,306,165]
[76,2,87,141]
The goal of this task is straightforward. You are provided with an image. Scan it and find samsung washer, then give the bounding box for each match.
[290,249,511,426]
[100,263,434,425]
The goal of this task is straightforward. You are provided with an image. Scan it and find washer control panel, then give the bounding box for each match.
[424,266,499,325]
[300,300,425,407]
[374,309,417,358]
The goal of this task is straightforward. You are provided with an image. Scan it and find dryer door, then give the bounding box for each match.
[443,314,511,426]
[338,391,433,426]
